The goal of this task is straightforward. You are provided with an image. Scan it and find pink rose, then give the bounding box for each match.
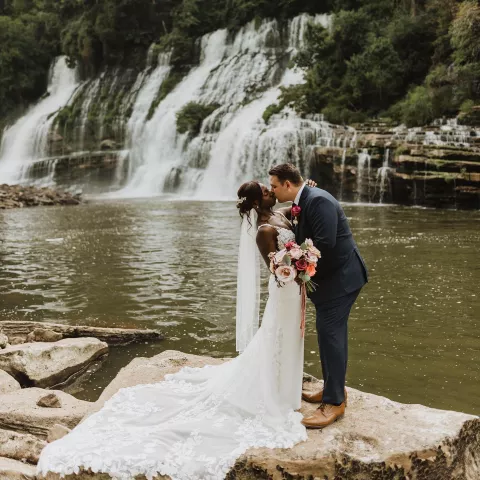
[291,206,302,217]
[275,265,296,283]
[295,259,308,271]
[289,247,303,260]
[284,241,295,250]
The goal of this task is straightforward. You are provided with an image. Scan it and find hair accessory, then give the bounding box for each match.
[236,197,247,206]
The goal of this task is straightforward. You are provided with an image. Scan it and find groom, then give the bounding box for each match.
[269,163,368,428]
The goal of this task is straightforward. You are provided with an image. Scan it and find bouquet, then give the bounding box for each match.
[268,238,321,294]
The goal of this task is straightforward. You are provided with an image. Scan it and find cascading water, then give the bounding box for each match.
[377,148,391,204]
[356,149,372,202]
[0,57,79,184]
[125,51,172,182]
[76,77,102,152]
[119,14,333,198]
[394,119,480,148]
[339,148,347,201]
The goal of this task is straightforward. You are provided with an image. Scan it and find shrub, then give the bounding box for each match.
[176,102,219,135]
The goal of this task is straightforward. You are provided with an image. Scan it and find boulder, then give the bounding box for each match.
[0,332,8,348]
[0,457,37,480]
[47,424,71,443]
[0,429,46,464]
[37,393,62,408]
[0,369,21,394]
[0,338,108,388]
[41,351,480,479]
[100,139,117,150]
[0,184,82,210]
[26,329,63,343]
[0,388,92,438]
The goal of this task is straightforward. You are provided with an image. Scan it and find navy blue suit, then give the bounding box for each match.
[295,186,368,404]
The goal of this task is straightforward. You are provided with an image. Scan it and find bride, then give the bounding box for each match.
[37,180,309,480]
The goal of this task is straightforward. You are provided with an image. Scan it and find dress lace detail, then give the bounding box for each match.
[37,226,305,480]
[275,227,295,250]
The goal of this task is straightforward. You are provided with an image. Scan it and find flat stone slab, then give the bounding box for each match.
[0,388,92,439]
[0,369,21,394]
[0,456,37,479]
[0,428,46,464]
[39,350,479,479]
[0,338,108,388]
[0,321,164,346]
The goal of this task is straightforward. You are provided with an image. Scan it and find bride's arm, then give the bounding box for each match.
[256,226,278,268]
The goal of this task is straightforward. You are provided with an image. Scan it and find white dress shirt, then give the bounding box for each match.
[293,182,306,205]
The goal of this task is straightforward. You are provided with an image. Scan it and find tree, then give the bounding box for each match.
[450,1,480,64]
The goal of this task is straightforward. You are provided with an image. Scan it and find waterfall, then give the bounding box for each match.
[118,14,332,198]
[377,148,391,204]
[339,148,347,201]
[77,77,102,152]
[356,149,371,202]
[0,57,79,184]
[395,119,480,148]
[125,51,172,182]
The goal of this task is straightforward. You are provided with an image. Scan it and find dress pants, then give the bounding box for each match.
[312,288,362,405]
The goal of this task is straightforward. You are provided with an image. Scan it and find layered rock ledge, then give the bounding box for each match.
[0,321,164,346]
[39,350,479,480]
[0,184,81,209]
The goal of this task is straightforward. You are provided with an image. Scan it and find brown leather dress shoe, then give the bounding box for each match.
[301,388,348,406]
[301,402,345,429]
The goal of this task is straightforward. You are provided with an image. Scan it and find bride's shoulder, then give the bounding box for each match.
[256,223,278,234]
[256,223,278,251]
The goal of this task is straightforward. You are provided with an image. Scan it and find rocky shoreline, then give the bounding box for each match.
[0,184,82,209]
[0,337,478,480]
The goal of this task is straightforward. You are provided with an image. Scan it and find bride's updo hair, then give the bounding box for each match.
[236,181,262,218]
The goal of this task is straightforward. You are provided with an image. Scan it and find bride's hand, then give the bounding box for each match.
[306,179,317,187]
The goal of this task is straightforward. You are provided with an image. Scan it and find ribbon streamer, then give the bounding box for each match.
[300,283,306,338]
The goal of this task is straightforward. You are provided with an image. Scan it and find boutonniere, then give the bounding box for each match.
[291,205,302,226]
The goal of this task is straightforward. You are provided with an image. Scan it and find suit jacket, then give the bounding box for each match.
[295,186,368,304]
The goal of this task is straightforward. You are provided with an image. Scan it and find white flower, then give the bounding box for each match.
[275,265,296,283]
[274,249,287,264]
[306,238,321,258]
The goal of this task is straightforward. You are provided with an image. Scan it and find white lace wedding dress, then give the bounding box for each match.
[37,226,306,480]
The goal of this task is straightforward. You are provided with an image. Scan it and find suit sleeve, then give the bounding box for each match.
[308,196,337,250]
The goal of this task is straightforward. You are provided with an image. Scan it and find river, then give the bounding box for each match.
[0,199,478,415]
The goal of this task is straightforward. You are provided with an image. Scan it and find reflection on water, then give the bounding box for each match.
[0,200,478,414]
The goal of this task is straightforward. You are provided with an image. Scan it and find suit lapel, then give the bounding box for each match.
[295,186,310,241]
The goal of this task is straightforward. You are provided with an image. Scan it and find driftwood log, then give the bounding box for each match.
[0,321,163,346]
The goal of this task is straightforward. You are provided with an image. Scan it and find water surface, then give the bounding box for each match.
[0,199,478,414]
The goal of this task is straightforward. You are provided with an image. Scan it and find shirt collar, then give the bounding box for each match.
[294,182,306,205]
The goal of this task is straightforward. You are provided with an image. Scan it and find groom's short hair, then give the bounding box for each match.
[269,164,303,185]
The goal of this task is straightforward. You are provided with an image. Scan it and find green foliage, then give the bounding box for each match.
[176,102,219,135]
[389,86,435,127]
[1,0,479,127]
[288,0,479,125]
[0,8,60,118]
[449,1,480,65]
[263,103,283,124]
